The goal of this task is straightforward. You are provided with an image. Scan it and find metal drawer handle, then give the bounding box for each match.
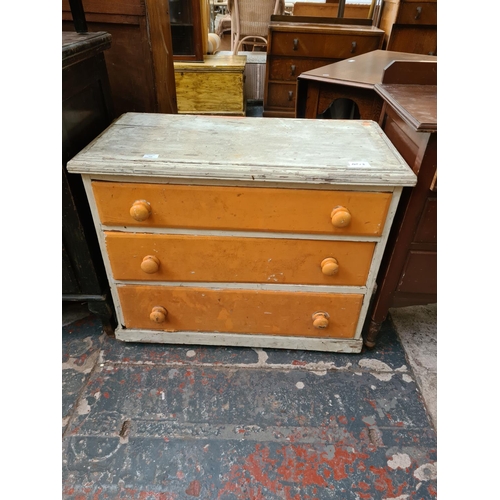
[415,6,422,19]
[288,91,293,101]
[291,64,296,76]
[293,38,298,50]
[350,41,357,53]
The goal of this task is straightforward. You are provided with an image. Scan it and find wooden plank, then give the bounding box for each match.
[104,232,376,285]
[115,328,364,352]
[117,285,364,338]
[67,113,417,186]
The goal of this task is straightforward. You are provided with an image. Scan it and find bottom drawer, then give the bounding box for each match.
[118,285,363,339]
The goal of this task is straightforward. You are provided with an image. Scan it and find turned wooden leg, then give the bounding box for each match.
[363,319,383,349]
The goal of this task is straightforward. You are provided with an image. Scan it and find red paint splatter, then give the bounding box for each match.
[103,392,110,399]
[176,471,184,479]
[338,416,348,425]
[428,484,438,496]
[292,360,307,366]
[185,480,201,497]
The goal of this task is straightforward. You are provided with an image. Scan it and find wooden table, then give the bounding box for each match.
[364,61,437,348]
[296,49,437,119]
[67,113,416,353]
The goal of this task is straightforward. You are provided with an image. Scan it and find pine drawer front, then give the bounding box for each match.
[117,285,364,338]
[271,32,382,59]
[92,182,392,236]
[268,58,336,82]
[396,2,437,25]
[105,232,376,286]
[67,113,418,352]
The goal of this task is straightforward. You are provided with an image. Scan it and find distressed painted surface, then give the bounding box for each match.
[63,314,436,499]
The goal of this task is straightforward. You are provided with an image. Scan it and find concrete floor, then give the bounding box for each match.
[62,301,437,499]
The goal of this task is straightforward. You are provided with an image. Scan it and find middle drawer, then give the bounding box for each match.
[105,232,375,286]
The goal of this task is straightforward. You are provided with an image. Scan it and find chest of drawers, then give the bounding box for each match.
[67,113,416,352]
[263,22,384,118]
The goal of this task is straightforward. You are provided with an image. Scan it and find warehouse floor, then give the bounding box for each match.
[62,300,437,499]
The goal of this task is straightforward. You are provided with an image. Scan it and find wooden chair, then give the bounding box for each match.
[229,0,284,54]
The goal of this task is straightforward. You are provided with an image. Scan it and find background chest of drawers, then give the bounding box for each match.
[67,113,416,353]
[263,21,385,118]
[378,0,437,55]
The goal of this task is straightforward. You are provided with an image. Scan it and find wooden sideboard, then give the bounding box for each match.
[296,49,436,119]
[379,0,437,55]
[263,19,384,118]
[67,113,416,353]
[62,31,115,330]
[62,0,177,116]
[364,61,437,348]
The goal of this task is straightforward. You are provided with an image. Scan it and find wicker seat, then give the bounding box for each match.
[229,0,284,54]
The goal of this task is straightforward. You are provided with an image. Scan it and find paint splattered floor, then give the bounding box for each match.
[62,304,437,499]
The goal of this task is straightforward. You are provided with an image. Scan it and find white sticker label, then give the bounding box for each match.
[143,154,159,159]
[349,161,372,168]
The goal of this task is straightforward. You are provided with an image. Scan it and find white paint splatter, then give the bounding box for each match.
[312,370,327,376]
[402,374,413,383]
[296,382,305,389]
[77,398,91,415]
[383,495,410,500]
[254,348,269,366]
[371,385,377,390]
[413,462,437,481]
[395,365,408,372]
[372,372,394,381]
[186,350,196,358]
[387,453,411,470]
[359,359,392,372]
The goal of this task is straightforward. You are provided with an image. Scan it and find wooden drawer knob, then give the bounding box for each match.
[331,206,351,228]
[141,255,160,274]
[321,257,339,276]
[130,200,151,221]
[312,312,329,329]
[150,306,168,323]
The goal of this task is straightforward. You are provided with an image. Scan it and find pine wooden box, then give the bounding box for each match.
[67,113,417,353]
[174,55,247,115]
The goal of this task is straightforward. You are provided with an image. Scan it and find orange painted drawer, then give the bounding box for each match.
[396,2,437,25]
[105,232,376,285]
[118,285,364,338]
[92,182,392,236]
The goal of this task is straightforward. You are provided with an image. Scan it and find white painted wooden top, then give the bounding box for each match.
[67,113,416,187]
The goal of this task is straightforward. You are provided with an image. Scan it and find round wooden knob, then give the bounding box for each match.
[141,255,160,274]
[321,257,339,276]
[312,312,329,329]
[331,206,351,228]
[150,306,168,323]
[130,200,151,222]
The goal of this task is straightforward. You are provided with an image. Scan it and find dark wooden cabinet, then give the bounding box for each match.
[379,0,437,55]
[169,0,209,61]
[364,61,437,348]
[62,0,177,116]
[263,19,384,118]
[62,31,116,330]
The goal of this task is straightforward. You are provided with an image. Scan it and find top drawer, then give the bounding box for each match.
[397,2,437,25]
[270,32,382,59]
[92,181,392,236]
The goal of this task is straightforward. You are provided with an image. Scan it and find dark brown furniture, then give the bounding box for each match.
[296,49,436,119]
[62,31,116,330]
[263,18,384,118]
[62,0,177,116]
[379,0,437,55]
[364,60,437,348]
[169,0,208,61]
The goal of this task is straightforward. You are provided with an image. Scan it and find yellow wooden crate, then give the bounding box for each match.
[174,55,247,115]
